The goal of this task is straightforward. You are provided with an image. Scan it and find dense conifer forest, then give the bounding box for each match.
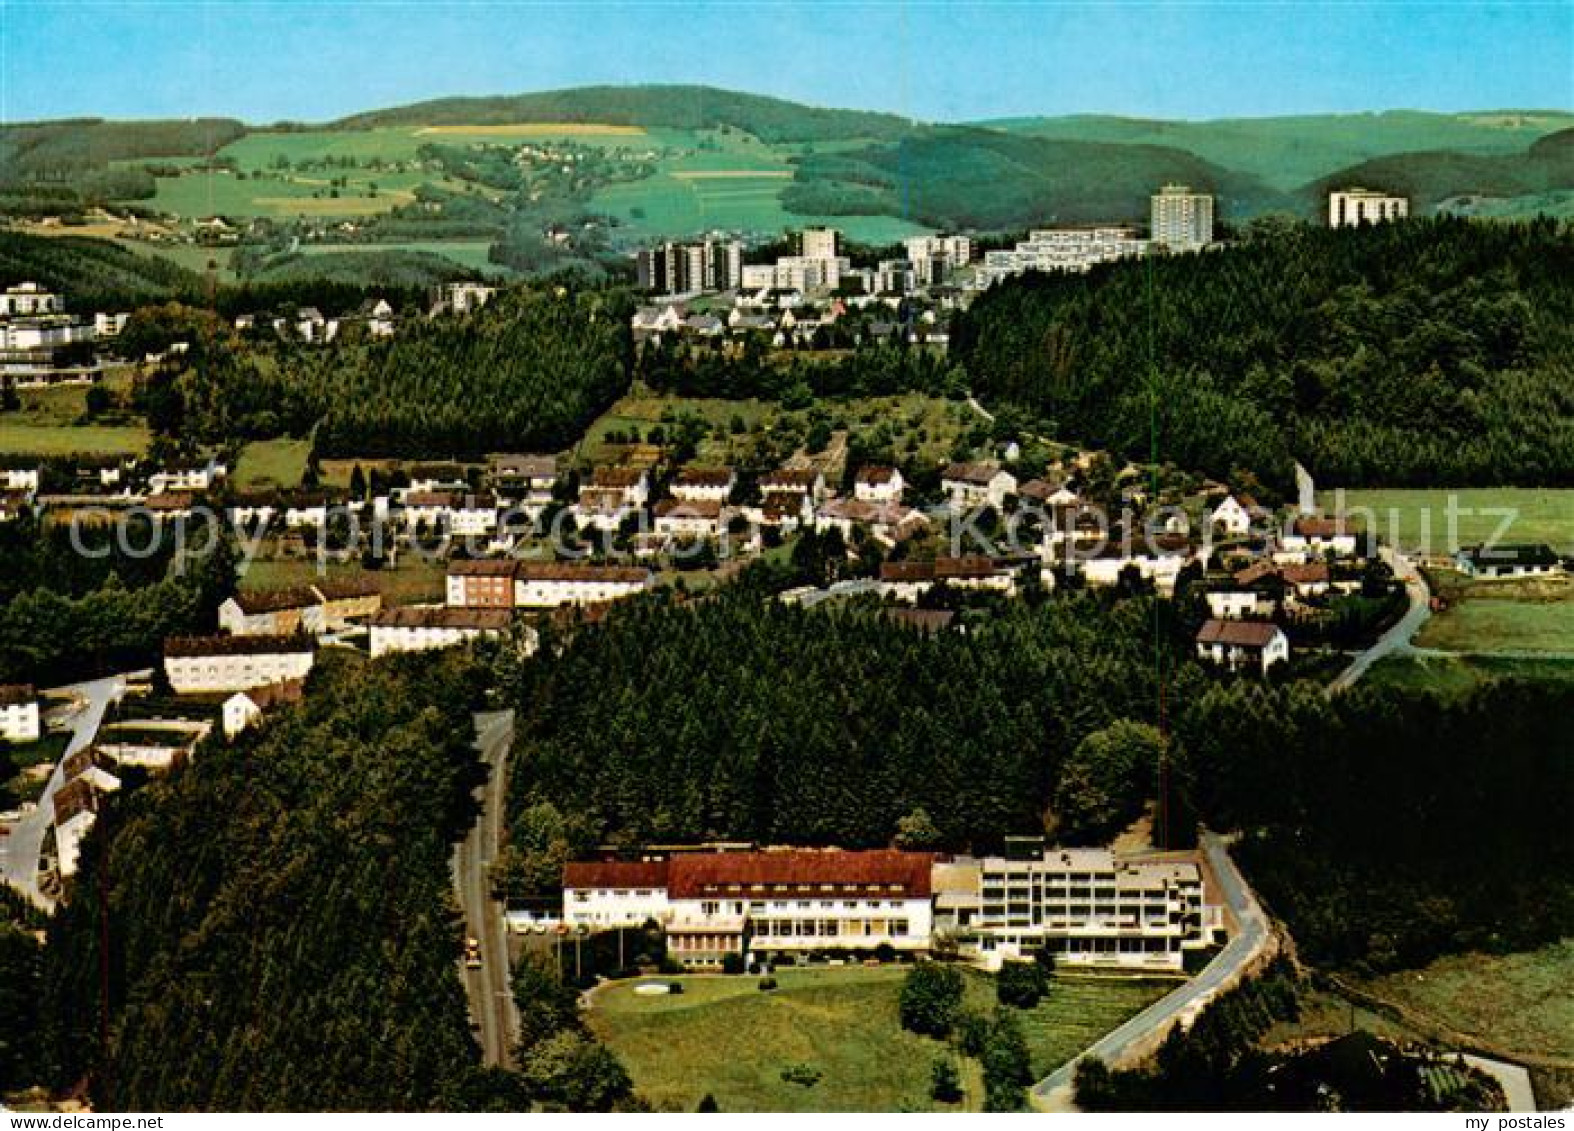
[33,652,512,1110]
[953,217,1574,488]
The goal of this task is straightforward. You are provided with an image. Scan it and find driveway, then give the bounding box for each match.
[0,673,128,909]
[1032,831,1272,1110]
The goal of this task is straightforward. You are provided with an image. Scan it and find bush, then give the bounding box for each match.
[780,1062,822,1087]
[758,976,778,992]
[931,1057,964,1104]
[899,962,963,1038]
[996,959,1049,1009]
[721,952,745,975]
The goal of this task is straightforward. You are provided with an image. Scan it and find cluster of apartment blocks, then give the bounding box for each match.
[0,282,129,374]
[562,840,1222,973]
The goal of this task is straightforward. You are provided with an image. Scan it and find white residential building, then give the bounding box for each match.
[942,462,1017,510]
[368,606,514,658]
[0,685,41,744]
[0,282,64,317]
[903,235,973,286]
[935,844,1220,972]
[980,228,1147,286]
[163,635,316,695]
[0,468,40,492]
[1150,184,1215,250]
[221,680,305,739]
[513,563,654,608]
[1208,493,1260,538]
[563,850,935,968]
[1195,619,1290,673]
[1329,188,1409,228]
[670,467,737,503]
[853,466,906,504]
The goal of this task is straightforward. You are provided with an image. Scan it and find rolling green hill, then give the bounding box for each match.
[332,83,918,143]
[784,126,1285,229]
[1302,127,1574,214]
[0,231,203,307]
[981,109,1574,192]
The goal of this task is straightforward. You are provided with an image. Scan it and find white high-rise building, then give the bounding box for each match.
[903,235,973,286]
[1150,184,1214,250]
[980,228,1148,287]
[1328,188,1409,228]
[800,227,840,260]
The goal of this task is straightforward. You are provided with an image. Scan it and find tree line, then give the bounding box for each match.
[155,287,633,458]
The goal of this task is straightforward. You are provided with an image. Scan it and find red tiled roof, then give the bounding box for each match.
[0,684,35,707]
[673,467,735,488]
[518,563,651,584]
[1196,619,1282,648]
[669,850,934,899]
[448,558,520,578]
[943,462,1002,485]
[165,634,314,657]
[854,466,899,485]
[563,860,671,890]
[232,587,319,615]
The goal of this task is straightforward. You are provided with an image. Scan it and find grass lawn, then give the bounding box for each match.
[588,964,1173,1112]
[1356,942,1574,1061]
[1416,596,1574,655]
[234,438,313,490]
[1317,488,1574,556]
[0,419,150,458]
[1412,570,1574,655]
[588,966,982,1112]
[958,969,1176,1078]
[236,557,446,606]
[1364,653,1574,694]
[574,391,972,473]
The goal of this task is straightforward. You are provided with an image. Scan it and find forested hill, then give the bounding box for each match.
[953,216,1574,489]
[332,84,917,143]
[37,652,513,1110]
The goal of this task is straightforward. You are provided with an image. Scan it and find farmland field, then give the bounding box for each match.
[971,973,1175,1079]
[1317,488,1574,556]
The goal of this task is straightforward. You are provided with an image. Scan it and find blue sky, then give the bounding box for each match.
[2,1,1570,124]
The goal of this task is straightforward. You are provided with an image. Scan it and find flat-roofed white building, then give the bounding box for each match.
[936,843,1218,972]
[1329,188,1409,228]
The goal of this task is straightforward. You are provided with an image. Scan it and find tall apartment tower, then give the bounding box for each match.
[636,239,744,293]
[800,227,840,260]
[1328,188,1409,228]
[1150,184,1215,250]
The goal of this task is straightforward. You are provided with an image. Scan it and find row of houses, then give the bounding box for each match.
[561,840,1222,973]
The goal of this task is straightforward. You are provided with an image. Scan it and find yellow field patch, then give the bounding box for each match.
[251,191,415,215]
[413,122,647,137]
[669,169,793,180]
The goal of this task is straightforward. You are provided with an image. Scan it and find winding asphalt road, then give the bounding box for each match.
[1327,547,1432,693]
[1031,831,1272,1111]
[0,673,127,910]
[454,709,520,1068]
